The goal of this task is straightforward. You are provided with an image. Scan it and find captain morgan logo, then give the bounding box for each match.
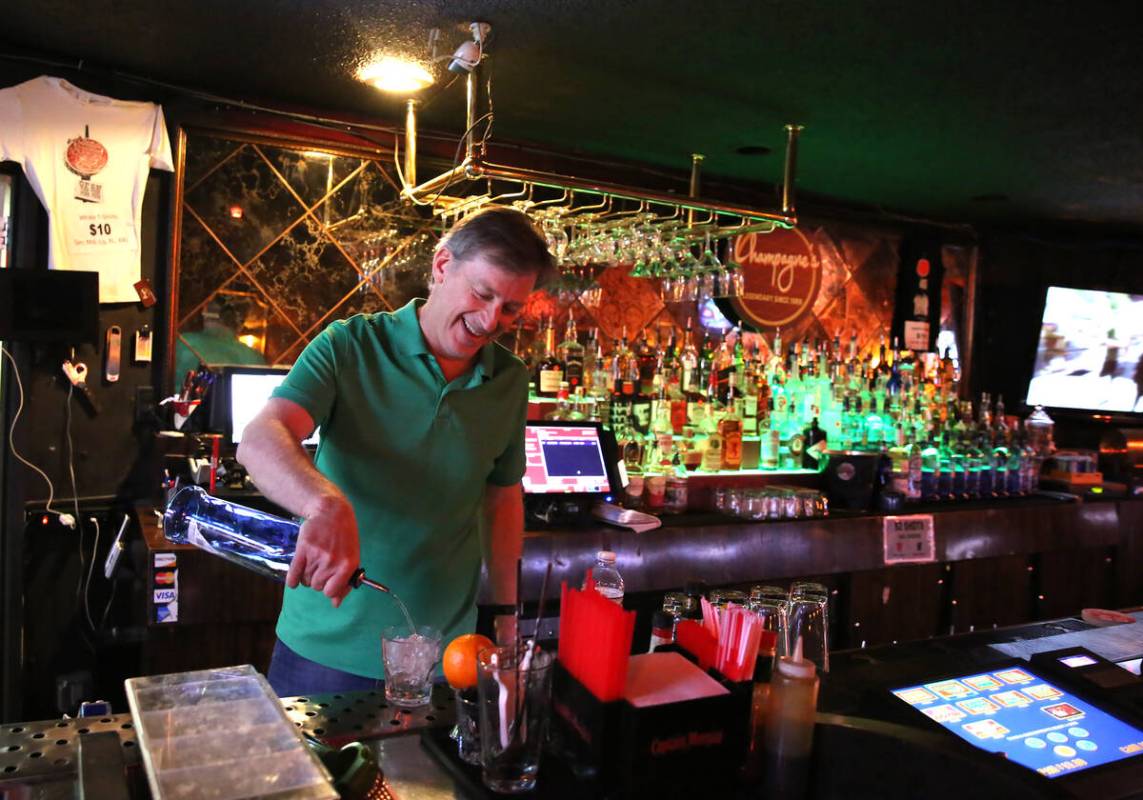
[65,125,108,203]
[729,227,821,329]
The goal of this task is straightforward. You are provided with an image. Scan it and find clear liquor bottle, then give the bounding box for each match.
[701,402,724,473]
[907,433,924,502]
[590,337,611,400]
[991,421,1009,498]
[761,397,781,470]
[889,426,912,495]
[1007,422,1025,496]
[964,425,982,500]
[681,317,700,396]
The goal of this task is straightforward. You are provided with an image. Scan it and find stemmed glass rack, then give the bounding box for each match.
[395,68,803,307]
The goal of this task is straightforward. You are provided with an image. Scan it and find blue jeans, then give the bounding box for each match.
[267,639,380,697]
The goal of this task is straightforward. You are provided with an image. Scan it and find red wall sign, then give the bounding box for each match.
[728,228,821,330]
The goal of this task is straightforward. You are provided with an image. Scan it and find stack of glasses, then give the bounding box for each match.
[712,486,830,520]
[660,581,831,674]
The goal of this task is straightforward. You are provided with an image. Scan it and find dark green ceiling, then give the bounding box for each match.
[3,0,1142,230]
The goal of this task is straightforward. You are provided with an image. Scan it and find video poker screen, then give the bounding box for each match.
[891,666,1143,779]
[522,424,611,495]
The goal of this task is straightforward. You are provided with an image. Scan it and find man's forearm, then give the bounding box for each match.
[484,483,524,607]
[236,415,345,519]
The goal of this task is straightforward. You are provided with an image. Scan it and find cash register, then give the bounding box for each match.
[522,420,623,528]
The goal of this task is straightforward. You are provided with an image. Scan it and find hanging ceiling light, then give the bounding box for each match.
[357,56,434,94]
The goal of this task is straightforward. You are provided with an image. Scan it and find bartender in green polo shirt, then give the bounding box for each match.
[236,207,553,695]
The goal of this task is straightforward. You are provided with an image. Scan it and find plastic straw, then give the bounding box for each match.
[556,583,634,702]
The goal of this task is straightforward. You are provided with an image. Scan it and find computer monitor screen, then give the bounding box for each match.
[229,368,318,446]
[522,423,611,495]
[1026,286,1143,414]
[891,665,1143,779]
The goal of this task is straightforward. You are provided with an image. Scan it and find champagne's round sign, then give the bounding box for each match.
[728,228,821,329]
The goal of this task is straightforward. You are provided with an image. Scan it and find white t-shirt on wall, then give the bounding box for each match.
[0,75,173,303]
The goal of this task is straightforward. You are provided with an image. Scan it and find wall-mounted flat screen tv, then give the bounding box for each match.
[1025,286,1143,414]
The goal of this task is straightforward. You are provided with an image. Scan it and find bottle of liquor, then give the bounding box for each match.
[949,432,968,500]
[681,318,700,396]
[582,327,597,391]
[803,417,828,470]
[907,433,924,502]
[637,329,658,396]
[544,382,572,420]
[668,369,689,436]
[590,336,611,400]
[991,421,1009,498]
[719,374,743,471]
[761,397,781,470]
[558,317,585,390]
[698,333,715,400]
[623,330,650,435]
[920,435,942,502]
[889,426,911,494]
[1007,422,1025,496]
[782,411,805,471]
[663,325,679,383]
[534,318,563,398]
[963,425,982,500]
[701,403,724,472]
[742,366,760,436]
[938,431,956,501]
[164,486,393,597]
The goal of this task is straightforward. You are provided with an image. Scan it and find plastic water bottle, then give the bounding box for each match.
[585,550,625,605]
[163,485,299,580]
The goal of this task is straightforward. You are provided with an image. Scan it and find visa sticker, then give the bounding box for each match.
[154,588,177,604]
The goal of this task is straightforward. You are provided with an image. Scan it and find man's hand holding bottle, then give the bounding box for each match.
[288,493,360,608]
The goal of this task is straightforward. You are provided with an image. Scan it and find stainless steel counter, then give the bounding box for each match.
[0,687,461,799]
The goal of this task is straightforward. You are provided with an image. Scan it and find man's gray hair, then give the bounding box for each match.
[438,205,556,286]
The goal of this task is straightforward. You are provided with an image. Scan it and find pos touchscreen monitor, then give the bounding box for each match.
[522,421,616,496]
[890,662,1143,781]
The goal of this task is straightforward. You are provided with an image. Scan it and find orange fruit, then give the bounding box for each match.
[442,633,495,690]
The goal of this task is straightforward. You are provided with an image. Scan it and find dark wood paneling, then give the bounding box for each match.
[947,556,1032,635]
[522,500,1127,601]
[1034,547,1117,620]
[846,564,945,648]
[1117,501,1143,607]
[142,623,277,676]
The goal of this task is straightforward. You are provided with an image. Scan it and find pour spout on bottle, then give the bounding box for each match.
[350,568,391,594]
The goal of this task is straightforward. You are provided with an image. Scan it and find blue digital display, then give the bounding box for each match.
[892,666,1143,779]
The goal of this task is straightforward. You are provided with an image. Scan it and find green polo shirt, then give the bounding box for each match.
[270,299,528,678]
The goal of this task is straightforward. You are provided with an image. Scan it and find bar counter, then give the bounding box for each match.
[135,495,1143,672]
[4,611,1141,799]
[520,495,1143,650]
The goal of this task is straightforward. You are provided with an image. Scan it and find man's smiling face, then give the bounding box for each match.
[419,246,536,365]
